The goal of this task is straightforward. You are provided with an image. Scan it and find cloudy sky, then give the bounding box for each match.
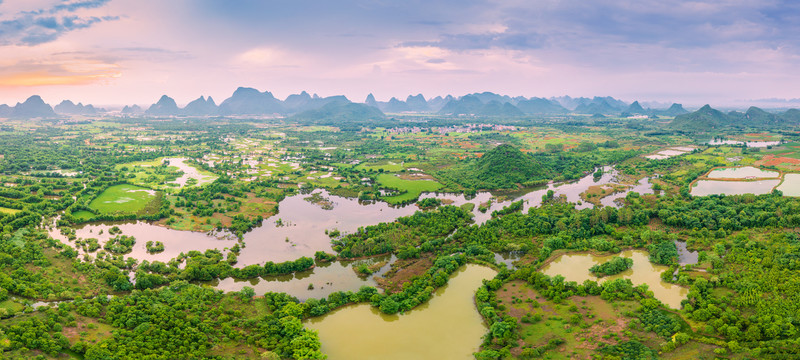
[0,0,799,107]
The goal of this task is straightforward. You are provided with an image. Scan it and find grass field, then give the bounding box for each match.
[71,210,95,220]
[89,184,159,215]
[0,207,20,215]
[377,173,443,204]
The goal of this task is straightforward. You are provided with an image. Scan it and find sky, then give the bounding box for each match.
[0,0,799,108]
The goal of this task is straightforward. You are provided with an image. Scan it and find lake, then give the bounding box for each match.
[539,250,688,308]
[307,265,496,360]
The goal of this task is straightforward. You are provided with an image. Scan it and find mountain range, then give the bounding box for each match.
[669,104,800,131]
[0,90,795,123]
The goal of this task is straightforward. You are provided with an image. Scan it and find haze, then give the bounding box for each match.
[1,0,799,107]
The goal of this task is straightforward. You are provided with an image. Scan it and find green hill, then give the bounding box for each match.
[444,144,546,189]
[668,104,730,131]
[293,100,385,123]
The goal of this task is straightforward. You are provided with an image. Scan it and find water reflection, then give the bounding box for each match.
[50,167,652,267]
[208,255,396,300]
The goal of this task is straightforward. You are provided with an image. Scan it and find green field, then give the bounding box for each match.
[377,173,443,204]
[89,184,159,214]
[0,207,20,215]
[71,210,95,220]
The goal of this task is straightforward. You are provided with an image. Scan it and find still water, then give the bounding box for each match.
[539,250,688,308]
[706,166,779,179]
[209,255,396,300]
[50,167,650,268]
[777,174,800,196]
[691,179,779,196]
[307,265,496,360]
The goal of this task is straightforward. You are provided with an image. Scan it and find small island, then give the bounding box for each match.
[589,256,633,277]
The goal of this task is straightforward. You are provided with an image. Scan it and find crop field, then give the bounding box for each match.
[0,207,20,215]
[89,184,159,215]
[377,173,443,204]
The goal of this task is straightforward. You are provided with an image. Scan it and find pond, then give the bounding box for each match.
[516,166,622,211]
[539,250,687,308]
[47,220,238,263]
[675,241,698,265]
[208,255,396,300]
[707,139,783,148]
[706,166,779,179]
[644,147,694,160]
[691,179,780,196]
[236,190,419,265]
[777,174,800,196]
[600,177,653,208]
[307,264,496,360]
[163,157,218,187]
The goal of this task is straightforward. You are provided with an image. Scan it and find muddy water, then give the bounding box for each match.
[307,265,496,360]
[237,190,418,264]
[418,192,496,224]
[163,157,217,187]
[494,251,524,269]
[707,139,783,148]
[707,166,779,179]
[512,166,633,211]
[691,179,780,196]
[209,255,396,300]
[47,221,238,263]
[600,177,653,207]
[675,241,698,265]
[777,174,800,196]
[539,250,687,308]
[50,167,649,267]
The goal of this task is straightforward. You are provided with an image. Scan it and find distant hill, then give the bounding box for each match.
[438,95,524,116]
[183,96,218,116]
[550,96,591,110]
[670,105,800,131]
[782,109,800,123]
[146,95,181,116]
[382,97,411,113]
[121,105,144,115]
[364,93,379,108]
[405,94,430,112]
[655,103,688,116]
[218,87,284,115]
[12,96,56,118]
[293,100,385,124]
[0,104,12,117]
[515,97,568,114]
[55,100,102,115]
[625,101,646,114]
[740,106,781,126]
[467,92,514,105]
[284,91,313,111]
[427,95,452,112]
[479,101,525,117]
[669,105,738,131]
[444,144,545,189]
[574,100,620,115]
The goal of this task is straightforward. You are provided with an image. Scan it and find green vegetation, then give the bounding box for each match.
[589,256,633,276]
[88,184,159,215]
[3,110,800,359]
[377,173,443,204]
